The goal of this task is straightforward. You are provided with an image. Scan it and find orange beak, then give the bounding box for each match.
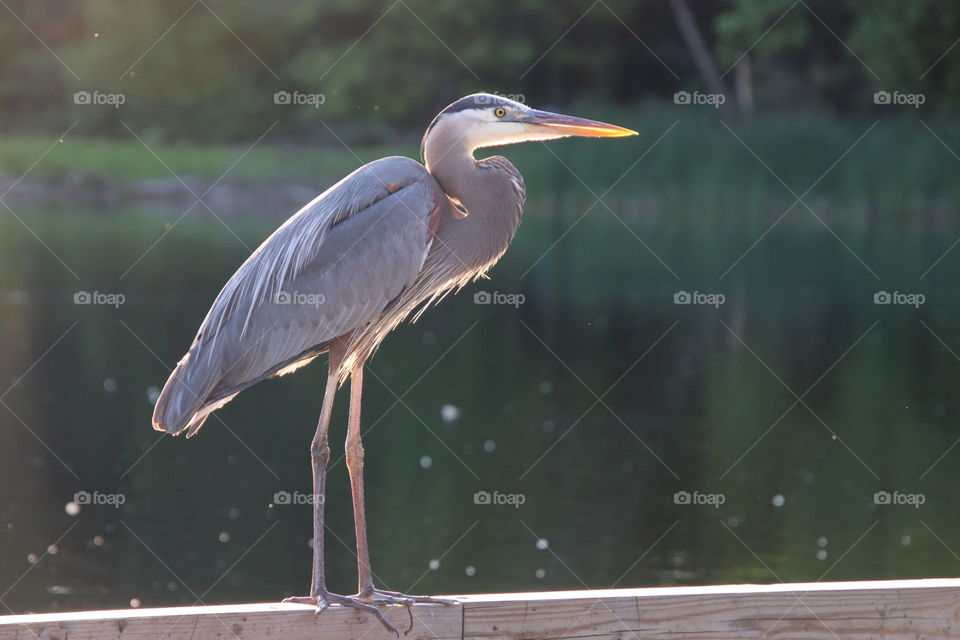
[525,109,637,138]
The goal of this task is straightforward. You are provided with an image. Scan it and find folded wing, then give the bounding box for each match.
[152,156,443,436]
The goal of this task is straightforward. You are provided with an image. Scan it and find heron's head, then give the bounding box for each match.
[421,93,636,164]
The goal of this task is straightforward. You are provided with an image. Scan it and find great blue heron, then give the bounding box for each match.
[152,93,635,632]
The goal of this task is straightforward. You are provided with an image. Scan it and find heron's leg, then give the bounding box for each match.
[289,353,451,637]
[345,362,374,595]
[283,341,344,602]
[345,361,455,608]
[308,363,338,596]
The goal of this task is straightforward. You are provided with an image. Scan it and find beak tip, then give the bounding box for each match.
[595,126,638,138]
[534,113,639,139]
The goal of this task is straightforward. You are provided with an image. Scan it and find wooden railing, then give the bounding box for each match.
[2,579,959,639]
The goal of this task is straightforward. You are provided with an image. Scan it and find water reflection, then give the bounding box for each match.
[0,203,958,613]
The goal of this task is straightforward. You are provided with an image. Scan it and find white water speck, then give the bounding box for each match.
[47,585,74,595]
[441,404,460,423]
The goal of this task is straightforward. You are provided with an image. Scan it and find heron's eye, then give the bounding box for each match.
[494,107,507,118]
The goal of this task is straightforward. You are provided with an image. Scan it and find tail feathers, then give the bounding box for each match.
[152,349,225,437]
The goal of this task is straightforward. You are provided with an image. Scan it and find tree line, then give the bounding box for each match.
[0,0,955,141]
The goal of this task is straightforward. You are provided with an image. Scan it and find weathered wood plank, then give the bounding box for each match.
[459,580,960,639]
[2,579,959,640]
[0,602,461,640]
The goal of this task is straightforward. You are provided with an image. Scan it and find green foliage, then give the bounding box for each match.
[0,0,683,140]
[847,0,960,97]
[714,0,808,66]
[0,1,958,138]
[715,0,960,113]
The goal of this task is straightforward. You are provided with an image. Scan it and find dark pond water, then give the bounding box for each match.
[1,196,960,614]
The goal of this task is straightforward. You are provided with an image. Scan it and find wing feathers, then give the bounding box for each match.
[152,156,442,435]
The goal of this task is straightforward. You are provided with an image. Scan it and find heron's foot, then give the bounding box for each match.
[284,589,453,636]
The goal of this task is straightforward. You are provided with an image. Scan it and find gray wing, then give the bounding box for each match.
[152,156,443,436]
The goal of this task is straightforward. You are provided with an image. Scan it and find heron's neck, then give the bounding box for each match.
[424,128,522,217]
[424,136,483,209]
[423,129,525,270]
